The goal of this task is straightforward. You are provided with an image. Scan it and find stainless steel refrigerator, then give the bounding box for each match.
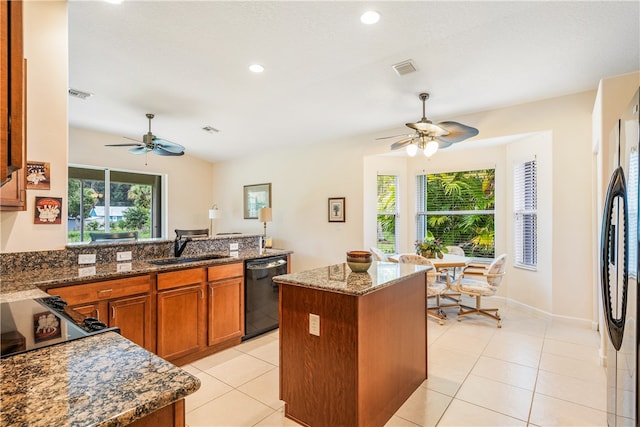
[601,87,640,427]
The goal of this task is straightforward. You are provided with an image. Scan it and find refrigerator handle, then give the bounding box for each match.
[600,165,629,351]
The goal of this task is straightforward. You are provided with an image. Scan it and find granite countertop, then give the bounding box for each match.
[273,260,430,296]
[0,249,292,298]
[0,332,200,427]
[0,247,291,426]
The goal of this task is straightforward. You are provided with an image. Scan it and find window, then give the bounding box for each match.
[377,175,399,254]
[68,167,162,242]
[514,159,537,268]
[416,169,495,257]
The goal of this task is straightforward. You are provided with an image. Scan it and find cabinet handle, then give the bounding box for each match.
[98,289,112,298]
[200,288,205,300]
[112,306,116,319]
[95,308,100,319]
[209,285,214,298]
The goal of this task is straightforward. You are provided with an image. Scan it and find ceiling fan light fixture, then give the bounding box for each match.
[424,139,439,157]
[406,143,418,157]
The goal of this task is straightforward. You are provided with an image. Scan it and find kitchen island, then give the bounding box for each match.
[274,261,430,427]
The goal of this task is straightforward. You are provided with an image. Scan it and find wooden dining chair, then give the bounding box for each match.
[450,253,507,327]
[398,254,449,325]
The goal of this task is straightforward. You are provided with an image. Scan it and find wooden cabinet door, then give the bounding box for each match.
[208,277,244,346]
[157,284,205,360]
[1,0,25,187]
[109,294,153,352]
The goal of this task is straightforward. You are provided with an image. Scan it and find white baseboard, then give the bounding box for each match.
[503,297,596,329]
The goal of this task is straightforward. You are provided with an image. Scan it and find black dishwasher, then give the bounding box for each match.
[244,255,288,340]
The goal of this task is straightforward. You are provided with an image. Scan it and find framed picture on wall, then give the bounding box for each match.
[244,183,271,219]
[26,161,51,190]
[328,197,345,222]
[34,197,62,224]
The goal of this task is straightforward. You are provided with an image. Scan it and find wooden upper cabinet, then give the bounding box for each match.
[1,0,26,209]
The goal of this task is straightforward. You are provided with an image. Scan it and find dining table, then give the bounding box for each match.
[388,253,470,270]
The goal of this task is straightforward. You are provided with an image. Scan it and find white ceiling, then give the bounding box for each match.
[68,1,640,163]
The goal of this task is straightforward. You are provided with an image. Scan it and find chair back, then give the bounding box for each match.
[485,253,507,289]
[446,246,465,256]
[398,254,438,285]
[369,246,389,262]
[90,231,138,242]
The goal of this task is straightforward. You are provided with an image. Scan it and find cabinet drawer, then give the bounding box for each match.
[208,262,243,281]
[48,275,151,305]
[157,267,205,291]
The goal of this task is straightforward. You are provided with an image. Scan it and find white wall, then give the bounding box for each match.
[0,1,69,252]
[211,91,596,323]
[68,127,215,237]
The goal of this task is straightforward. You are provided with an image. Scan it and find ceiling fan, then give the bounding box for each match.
[105,113,185,156]
[377,93,479,157]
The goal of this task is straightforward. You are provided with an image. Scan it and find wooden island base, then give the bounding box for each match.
[278,266,428,427]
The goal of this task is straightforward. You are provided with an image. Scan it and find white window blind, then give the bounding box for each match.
[514,160,537,268]
[628,149,638,277]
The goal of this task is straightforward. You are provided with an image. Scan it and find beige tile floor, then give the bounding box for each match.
[182,297,607,427]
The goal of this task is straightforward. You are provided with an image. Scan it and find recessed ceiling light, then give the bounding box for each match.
[104,0,124,4]
[360,11,380,25]
[249,64,264,73]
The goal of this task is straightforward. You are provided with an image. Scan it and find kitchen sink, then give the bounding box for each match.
[147,254,229,265]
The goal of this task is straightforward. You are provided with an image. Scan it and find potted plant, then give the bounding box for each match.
[415,233,448,259]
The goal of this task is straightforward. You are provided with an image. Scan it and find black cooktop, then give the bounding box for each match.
[0,296,117,358]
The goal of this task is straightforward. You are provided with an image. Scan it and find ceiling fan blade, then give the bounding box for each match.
[105,143,143,147]
[129,146,150,155]
[436,121,479,143]
[152,145,184,156]
[375,133,413,141]
[390,136,416,150]
[152,137,185,154]
[436,140,454,149]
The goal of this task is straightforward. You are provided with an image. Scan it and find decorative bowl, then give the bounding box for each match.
[346,250,372,260]
[347,260,372,272]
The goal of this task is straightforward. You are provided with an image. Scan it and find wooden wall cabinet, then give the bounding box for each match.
[207,263,244,346]
[47,275,154,352]
[1,0,26,206]
[156,268,206,361]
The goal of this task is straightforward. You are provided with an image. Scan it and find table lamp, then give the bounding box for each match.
[258,207,272,248]
[208,205,220,237]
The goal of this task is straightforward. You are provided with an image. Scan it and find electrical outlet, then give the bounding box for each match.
[78,254,96,264]
[116,251,132,261]
[309,313,320,336]
[78,266,96,277]
[117,263,132,272]
[230,251,239,258]
[230,242,239,251]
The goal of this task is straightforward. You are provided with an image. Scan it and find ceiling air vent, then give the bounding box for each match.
[68,88,93,100]
[391,60,417,76]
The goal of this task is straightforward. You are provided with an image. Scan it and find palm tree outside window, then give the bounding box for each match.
[416,169,495,258]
